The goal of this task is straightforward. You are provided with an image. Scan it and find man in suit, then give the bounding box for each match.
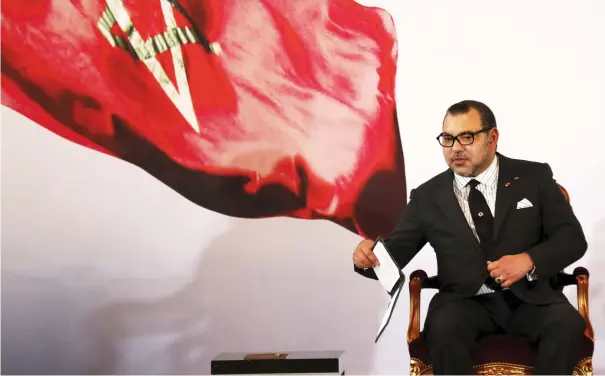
[352,100,588,375]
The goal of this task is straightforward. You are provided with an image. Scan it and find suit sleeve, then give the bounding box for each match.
[525,163,587,278]
[354,188,428,279]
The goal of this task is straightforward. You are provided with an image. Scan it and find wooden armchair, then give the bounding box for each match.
[406,185,595,375]
[407,268,594,375]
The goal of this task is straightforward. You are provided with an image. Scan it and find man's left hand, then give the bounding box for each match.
[487,253,534,288]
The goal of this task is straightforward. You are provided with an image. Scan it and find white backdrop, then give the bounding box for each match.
[2,0,604,374]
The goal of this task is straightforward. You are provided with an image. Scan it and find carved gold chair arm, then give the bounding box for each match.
[407,270,439,344]
[407,273,423,343]
[574,267,594,342]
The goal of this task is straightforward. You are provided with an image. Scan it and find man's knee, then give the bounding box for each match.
[544,304,586,339]
[426,314,462,339]
[561,309,586,337]
[425,301,481,341]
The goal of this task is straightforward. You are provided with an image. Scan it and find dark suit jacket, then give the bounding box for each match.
[356,153,587,316]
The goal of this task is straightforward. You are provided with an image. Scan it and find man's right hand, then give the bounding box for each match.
[352,239,379,269]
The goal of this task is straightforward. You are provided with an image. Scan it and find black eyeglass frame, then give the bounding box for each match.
[436,128,491,147]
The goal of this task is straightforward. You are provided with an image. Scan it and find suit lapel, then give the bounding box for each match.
[434,171,480,248]
[493,154,519,240]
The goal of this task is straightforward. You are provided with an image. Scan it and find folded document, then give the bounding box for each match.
[371,237,405,342]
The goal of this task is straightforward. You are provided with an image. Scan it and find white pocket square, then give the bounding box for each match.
[516,198,533,209]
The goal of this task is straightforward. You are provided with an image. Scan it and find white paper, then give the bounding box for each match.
[375,283,403,342]
[372,240,402,293]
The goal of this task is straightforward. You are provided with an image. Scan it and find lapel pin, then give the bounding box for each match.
[514,177,519,180]
[505,182,511,187]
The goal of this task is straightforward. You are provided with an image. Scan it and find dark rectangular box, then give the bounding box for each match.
[211,351,345,375]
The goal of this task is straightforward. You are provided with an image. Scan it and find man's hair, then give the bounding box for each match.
[446,100,497,130]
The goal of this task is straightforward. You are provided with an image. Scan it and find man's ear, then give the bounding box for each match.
[490,128,499,144]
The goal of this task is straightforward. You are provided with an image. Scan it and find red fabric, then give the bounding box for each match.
[1,0,406,239]
[409,333,594,371]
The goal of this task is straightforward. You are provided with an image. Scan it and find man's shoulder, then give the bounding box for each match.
[499,154,552,175]
[408,154,555,197]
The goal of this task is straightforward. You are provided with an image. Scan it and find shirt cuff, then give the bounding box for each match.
[526,265,538,281]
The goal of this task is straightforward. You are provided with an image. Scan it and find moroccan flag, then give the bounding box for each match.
[1,0,406,239]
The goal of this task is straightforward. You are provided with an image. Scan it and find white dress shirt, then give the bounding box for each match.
[452,155,537,295]
[452,155,500,295]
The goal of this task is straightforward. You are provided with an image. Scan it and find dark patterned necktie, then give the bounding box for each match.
[468,179,493,245]
[468,179,501,290]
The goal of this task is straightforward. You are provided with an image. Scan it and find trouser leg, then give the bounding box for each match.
[508,301,586,375]
[424,297,498,375]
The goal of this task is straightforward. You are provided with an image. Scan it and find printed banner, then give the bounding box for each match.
[1,0,406,239]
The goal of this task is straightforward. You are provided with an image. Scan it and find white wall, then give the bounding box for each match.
[2,0,604,374]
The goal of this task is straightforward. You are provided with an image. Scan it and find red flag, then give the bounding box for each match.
[1,0,406,239]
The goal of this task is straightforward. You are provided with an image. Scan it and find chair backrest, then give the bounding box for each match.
[558,184,570,202]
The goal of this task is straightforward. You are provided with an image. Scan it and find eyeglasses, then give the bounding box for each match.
[436,128,490,147]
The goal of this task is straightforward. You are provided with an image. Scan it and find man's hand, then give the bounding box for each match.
[352,239,378,269]
[487,253,534,288]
